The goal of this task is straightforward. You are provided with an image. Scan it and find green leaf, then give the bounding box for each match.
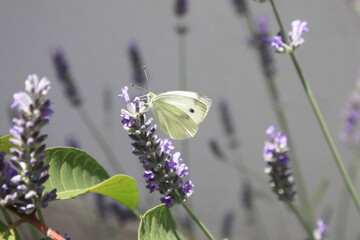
[139,204,187,240]
[0,135,13,154]
[90,174,139,210]
[43,147,139,210]
[0,220,16,240]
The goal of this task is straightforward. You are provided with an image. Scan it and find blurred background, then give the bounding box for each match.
[1,0,360,239]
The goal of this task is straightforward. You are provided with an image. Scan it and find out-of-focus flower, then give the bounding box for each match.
[263,125,295,202]
[221,210,236,239]
[271,20,309,53]
[1,75,57,214]
[175,0,188,17]
[128,42,146,86]
[65,134,81,148]
[231,0,247,15]
[340,76,360,144]
[312,219,329,240]
[119,86,194,208]
[251,17,276,78]
[209,139,226,159]
[51,48,82,106]
[219,99,239,149]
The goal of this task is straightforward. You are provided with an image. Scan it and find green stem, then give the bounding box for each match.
[269,0,360,215]
[287,202,314,240]
[132,209,141,219]
[77,106,124,173]
[37,209,45,224]
[289,52,360,213]
[269,0,287,43]
[181,202,215,240]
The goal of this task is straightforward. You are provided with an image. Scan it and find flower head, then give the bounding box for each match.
[251,16,276,79]
[263,125,295,202]
[340,75,360,144]
[51,48,82,106]
[119,87,194,208]
[231,0,246,15]
[175,0,188,17]
[2,75,57,214]
[312,219,329,240]
[128,42,146,86]
[271,20,309,53]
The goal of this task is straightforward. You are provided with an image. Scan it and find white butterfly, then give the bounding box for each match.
[141,91,212,140]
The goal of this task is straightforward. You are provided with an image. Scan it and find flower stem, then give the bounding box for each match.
[268,0,360,215]
[181,202,215,240]
[290,52,360,213]
[287,202,314,240]
[269,0,287,43]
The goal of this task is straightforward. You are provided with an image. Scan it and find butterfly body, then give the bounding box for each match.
[144,91,212,140]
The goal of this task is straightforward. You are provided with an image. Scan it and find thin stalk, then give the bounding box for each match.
[290,52,360,213]
[269,0,360,214]
[334,147,360,239]
[181,202,215,240]
[77,106,124,173]
[288,202,315,240]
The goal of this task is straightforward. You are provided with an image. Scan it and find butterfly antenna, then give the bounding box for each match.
[143,66,151,89]
[130,66,151,93]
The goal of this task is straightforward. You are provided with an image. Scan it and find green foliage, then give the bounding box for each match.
[0,135,13,154]
[138,204,187,240]
[0,220,15,240]
[43,147,139,210]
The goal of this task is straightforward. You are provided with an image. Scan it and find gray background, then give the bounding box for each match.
[1,0,360,239]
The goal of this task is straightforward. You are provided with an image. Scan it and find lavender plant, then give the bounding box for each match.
[119,86,194,208]
[119,86,215,239]
[4,74,57,214]
[266,0,360,218]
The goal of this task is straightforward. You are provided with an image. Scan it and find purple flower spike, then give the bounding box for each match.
[340,76,360,144]
[175,0,188,17]
[51,48,82,106]
[2,75,57,214]
[263,125,295,202]
[119,86,194,208]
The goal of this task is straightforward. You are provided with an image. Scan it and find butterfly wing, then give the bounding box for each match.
[152,100,199,139]
[149,91,211,140]
[153,91,212,124]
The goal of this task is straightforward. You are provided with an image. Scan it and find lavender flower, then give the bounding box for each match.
[251,17,276,78]
[175,0,188,17]
[119,86,194,208]
[221,210,235,239]
[1,75,57,214]
[65,134,81,148]
[271,20,309,53]
[128,42,146,86]
[219,99,239,149]
[51,48,82,106]
[312,219,329,240]
[209,139,226,159]
[340,76,360,144]
[231,0,247,15]
[263,125,295,202]
[241,180,253,210]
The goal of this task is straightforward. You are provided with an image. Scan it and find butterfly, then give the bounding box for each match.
[141,91,212,140]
